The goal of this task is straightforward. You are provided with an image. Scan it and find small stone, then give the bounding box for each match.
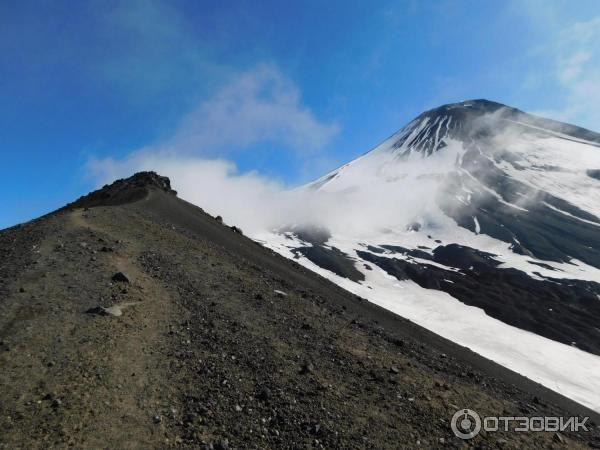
[274,290,287,298]
[86,306,122,317]
[300,362,314,374]
[153,415,162,424]
[234,405,242,412]
[112,272,130,283]
[51,398,62,408]
[257,387,271,402]
[215,439,229,450]
[389,366,400,374]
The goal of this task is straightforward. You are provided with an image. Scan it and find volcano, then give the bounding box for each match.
[257,99,600,414]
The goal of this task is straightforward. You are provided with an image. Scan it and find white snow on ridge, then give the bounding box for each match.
[542,201,600,227]
[496,133,600,220]
[257,230,600,413]
[506,119,600,148]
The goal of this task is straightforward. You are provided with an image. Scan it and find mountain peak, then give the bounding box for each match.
[64,171,177,210]
[118,171,175,192]
[385,99,508,157]
[384,98,600,157]
[427,98,510,114]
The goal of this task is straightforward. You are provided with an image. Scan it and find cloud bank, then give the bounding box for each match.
[161,65,339,156]
[88,64,341,233]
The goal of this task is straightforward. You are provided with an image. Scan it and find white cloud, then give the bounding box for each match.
[556,51,592,84]
[565,16,600,43]
[89,155,288,233]
[141,64,339,157]
[87,150,443,237]
[90,64,338,174]
[527,14,600,129]
[88,64,340,232]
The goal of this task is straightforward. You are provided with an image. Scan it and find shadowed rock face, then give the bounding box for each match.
[588,169,600,181]
[63,171,177,209]
[285,225,600,356]
[293,245,365,282]
[357,244,600,356]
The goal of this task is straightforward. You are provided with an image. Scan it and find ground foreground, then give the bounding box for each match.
[0,174,598,449]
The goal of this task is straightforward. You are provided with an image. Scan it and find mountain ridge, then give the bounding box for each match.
[3,172,599,448]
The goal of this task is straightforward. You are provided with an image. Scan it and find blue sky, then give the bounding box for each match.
[2,0,600,228]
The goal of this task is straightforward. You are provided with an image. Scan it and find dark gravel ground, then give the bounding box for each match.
[0,175,599,449]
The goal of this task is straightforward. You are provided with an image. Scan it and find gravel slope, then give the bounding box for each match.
[0,174,598,449]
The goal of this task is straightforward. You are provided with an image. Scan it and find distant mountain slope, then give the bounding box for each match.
[258,100,600,413]
[1,172,598,448]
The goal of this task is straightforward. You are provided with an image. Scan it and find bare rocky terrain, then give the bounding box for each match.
[0,172,599,449]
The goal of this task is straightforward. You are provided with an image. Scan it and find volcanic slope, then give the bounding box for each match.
[258,99,600,413]
[0,172,598,449]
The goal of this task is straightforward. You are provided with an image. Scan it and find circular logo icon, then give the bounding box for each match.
[451,409,482,439]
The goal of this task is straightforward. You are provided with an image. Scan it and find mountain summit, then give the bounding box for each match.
[64,171,178,209]
[378,99,600,157]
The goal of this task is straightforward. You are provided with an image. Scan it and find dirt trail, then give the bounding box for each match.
[0,209,179,449]
[66,208,179,449]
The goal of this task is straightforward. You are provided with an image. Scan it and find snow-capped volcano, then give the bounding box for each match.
[256,99,600,412]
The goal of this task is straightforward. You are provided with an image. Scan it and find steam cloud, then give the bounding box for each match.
[91,73,572,241]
